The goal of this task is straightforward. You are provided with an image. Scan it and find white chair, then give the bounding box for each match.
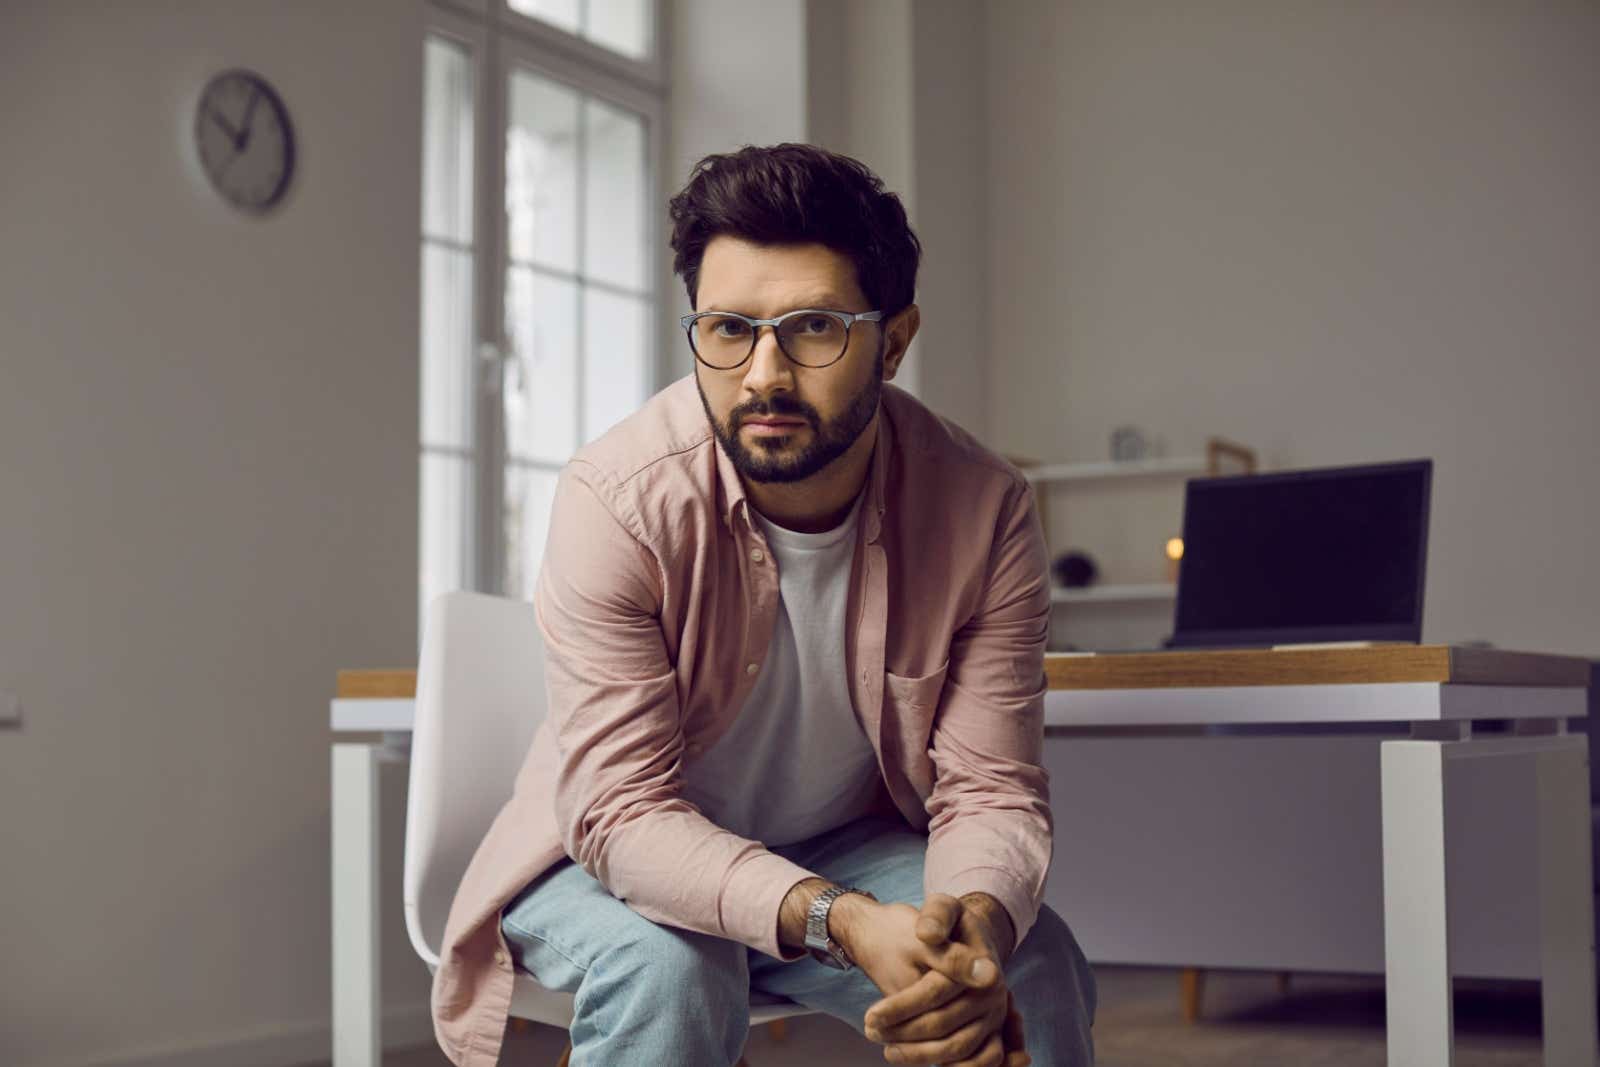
[403,590,817,1066]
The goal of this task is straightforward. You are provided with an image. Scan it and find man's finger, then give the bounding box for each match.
[864,968,963,1034]
[915,892,962,945]
[936,1027,1004,1067]
[919,939,1000,990]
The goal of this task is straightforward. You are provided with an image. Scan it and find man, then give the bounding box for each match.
[430,144,1097,1066]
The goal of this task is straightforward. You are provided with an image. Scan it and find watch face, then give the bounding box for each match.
[194,69,294,212]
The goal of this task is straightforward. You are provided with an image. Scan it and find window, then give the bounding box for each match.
[420,0,663,638]
[507,0,653,61]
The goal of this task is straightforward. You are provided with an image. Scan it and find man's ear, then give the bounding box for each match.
[881,304,920,381]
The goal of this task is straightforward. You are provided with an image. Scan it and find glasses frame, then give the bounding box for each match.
[679,307,885,370]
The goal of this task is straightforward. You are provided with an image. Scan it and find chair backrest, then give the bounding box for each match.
[403,590,547,967]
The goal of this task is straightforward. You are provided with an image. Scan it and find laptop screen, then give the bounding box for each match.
[1170,459,1432,648]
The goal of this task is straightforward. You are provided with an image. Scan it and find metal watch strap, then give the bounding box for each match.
[804,885,876,970]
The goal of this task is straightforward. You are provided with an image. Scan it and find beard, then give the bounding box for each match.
[697,344,884,485]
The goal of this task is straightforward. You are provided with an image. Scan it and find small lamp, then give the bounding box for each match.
[1165,537,1184,584]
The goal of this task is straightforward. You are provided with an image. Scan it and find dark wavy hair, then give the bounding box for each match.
[668,143,922,316]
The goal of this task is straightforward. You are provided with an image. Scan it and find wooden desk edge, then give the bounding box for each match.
[1044,645,1591,690]
[336,669,419,699]
[337,646,1591,699]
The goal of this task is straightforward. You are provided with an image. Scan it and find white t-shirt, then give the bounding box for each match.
[680,487,884,847]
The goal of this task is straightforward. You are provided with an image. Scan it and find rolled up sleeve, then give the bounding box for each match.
[922,477,1053,948]
[537,463,814,960]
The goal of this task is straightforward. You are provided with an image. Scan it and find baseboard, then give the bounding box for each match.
[36,1002,436,1067]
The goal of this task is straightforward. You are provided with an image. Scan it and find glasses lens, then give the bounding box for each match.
[691,314,754,368]
[777,312,848,367]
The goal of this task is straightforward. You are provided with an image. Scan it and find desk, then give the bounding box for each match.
[331,644,1596,1067]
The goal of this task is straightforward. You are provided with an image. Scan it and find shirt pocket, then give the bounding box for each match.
[882,659,950,798]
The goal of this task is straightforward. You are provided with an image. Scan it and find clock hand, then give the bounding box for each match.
[207,106,241,145]
[238,86,261,151]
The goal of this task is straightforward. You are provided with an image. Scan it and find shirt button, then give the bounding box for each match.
[751,548,764,563]
[746,662,759,676]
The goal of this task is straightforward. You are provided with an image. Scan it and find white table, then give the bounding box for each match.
[330,692,412,1067]
[331,646,1598,1067]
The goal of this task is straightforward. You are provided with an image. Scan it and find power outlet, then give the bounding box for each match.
[0,689,19,726]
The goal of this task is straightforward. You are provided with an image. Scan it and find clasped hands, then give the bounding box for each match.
[838,892,1030,1067]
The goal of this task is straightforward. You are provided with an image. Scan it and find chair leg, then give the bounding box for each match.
[766,1018,790,1042]
[555,1041,572,1067]
[1180,967,1205,1023]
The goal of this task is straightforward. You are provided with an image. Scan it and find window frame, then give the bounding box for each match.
[496,0,665,91]
[422,0,666,618]
[432,0,665,90]
[420,6,490,636]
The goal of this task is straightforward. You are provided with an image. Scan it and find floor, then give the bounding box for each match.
[359,965,1550,1066]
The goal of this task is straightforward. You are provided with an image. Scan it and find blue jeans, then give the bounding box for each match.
[501,814,1097,1065]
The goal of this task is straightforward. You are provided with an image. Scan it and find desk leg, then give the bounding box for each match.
[333,742,381,1067]
[1381,740,1455,1066]
[1383,731,1599,1067]
[1535,737,1598,1067]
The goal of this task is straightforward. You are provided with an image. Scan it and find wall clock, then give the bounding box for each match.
[194,69,295,212]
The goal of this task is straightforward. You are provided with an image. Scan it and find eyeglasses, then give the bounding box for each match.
[680,307,884,370]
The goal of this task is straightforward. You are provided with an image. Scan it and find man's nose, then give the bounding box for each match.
[740,325,795,395]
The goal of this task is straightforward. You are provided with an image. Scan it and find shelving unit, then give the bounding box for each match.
[1010,437,1258,648]
[1022,455,1211,483]
[1020,437,1256,487]
[1050,582,1178,604]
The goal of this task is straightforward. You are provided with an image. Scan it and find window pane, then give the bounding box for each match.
[422,35,473,243]
[583,288,648,442]
[505,266,578,463]
[503,464,561,602]
[420,450,473,632]
[421,243,475,450]
[583,97,647,291]
[508,0,579,36]
[507,69,579,271]
[587,0,652,61]
[508,0,652,61]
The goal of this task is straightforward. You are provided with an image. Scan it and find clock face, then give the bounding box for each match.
[194,69,294,212]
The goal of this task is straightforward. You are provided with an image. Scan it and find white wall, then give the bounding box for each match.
[0,3,426,1064]
[664,0,807,363]
[908,0,987,438]
[806,0,922,400]
[806,0,992,431]
[805,0,915,207]
[984,1,1600,654]
[667,0,807,190]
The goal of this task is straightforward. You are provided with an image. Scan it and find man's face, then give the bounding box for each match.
[692,236,885,485]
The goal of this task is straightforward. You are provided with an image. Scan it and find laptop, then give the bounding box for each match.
[1162,458,1433,650]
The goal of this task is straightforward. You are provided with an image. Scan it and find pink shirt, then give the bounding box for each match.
[430,376,1054,1065]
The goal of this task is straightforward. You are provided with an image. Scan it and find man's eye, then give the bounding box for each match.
[711,318,750,338]
[797,315,832,334]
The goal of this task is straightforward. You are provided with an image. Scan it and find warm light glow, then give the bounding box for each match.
[1166,538,1184,561]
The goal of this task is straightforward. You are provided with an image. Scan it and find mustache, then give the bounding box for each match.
[733,400,815,425]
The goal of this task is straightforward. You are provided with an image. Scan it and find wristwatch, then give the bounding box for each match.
[804,885,877,970]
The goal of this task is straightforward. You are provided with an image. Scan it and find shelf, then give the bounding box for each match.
[1050,583,1177,604]
[1021,456,1210,483]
